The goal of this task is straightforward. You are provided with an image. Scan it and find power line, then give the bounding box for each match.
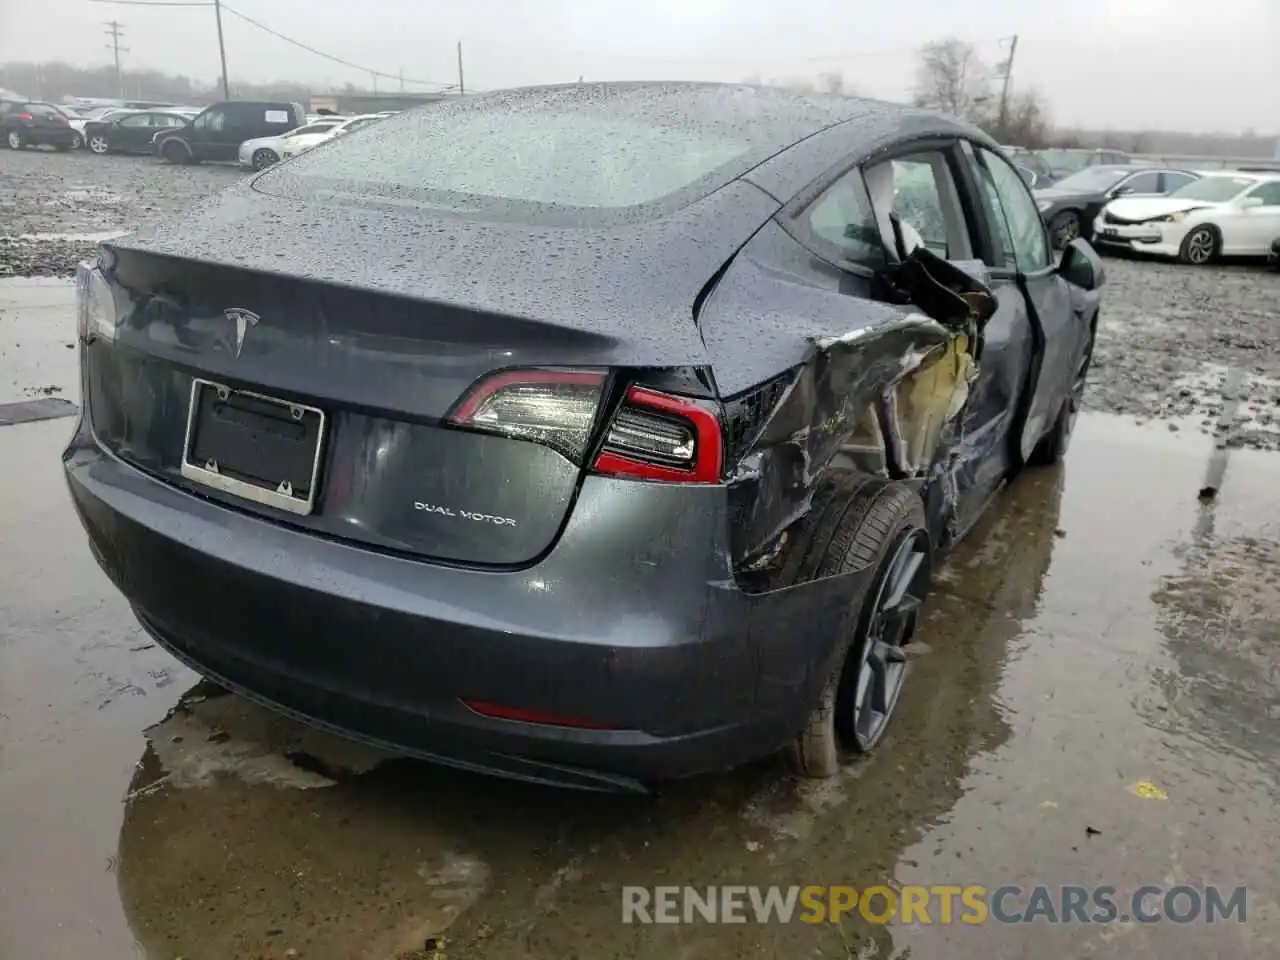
[85,0,458,91]
[218,4,457,89]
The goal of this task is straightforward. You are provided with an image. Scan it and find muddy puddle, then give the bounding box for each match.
[3,412,1278,959]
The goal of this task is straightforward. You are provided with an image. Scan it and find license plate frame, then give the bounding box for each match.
[180,378,326,516]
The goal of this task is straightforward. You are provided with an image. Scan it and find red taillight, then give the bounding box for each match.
[593,385,723,484]
[448,369,723,484]
[462,699,619,730]
[447,368,606,463]
[16,113,33,121]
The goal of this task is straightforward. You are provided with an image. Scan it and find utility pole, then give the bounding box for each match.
[456,41,465,96]
[996,34,1019,134]
[213,0,230,99]
[104,21,127,98]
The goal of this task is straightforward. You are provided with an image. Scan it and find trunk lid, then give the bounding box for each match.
[89,180,777,566]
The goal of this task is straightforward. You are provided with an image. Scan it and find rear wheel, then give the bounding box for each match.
[789,483,930,778]
[71,133,83,149]
[6,129,23,150]
[161,139,189,164]
[1179,225,1218,265]
[88,135,110,155]
[251,148,279,170]
[1048,210,1081,250]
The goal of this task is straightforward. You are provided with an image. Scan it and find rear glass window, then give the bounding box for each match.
[259,110,752,212]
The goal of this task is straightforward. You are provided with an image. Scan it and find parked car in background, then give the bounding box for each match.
[1039,148,1132,180]
[238,117,347,170]
[70,107,124,142]
[0,100,79,151]
[83,109,190,156]
[278,113,385,159]
[1095,172,1280,263]
[1002,146,1056,186]
[153,100,305,164]
[66,82,1104,790]
[1034,165,1199,248]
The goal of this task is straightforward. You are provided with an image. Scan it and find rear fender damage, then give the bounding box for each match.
[722,248,997,588]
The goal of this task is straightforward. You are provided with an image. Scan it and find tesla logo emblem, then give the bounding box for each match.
[224,308,259,357]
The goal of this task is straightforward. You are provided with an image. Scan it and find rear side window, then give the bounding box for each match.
[803,170,884,266]
[263,110,752,211]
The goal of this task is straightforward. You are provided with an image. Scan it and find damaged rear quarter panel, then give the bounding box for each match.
[699,221,983,586]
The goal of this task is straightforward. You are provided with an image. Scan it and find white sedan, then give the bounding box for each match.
[278,114,385,159]
[1094,172,1280,264]
[237,117,347,170]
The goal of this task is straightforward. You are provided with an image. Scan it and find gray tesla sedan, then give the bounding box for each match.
[64,82,1104,792]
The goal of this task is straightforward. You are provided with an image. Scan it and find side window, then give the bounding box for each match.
[1246,182,1280,206]
[864,151,973,261]
[963,149,1016,268]
[119,114,151,128]
[887,159,949,255]
[975,147,1051,272]
[1161,172,1196,194]
[802,170,885,267]
[195,108,226,132]
[1117,171,1161,195]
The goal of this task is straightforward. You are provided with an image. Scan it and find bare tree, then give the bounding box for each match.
[912,38,992,123]
[995,88,1051,147]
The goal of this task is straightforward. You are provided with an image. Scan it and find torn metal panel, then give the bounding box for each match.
[708,242,995,582]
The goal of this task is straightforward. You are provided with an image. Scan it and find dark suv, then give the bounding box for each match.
[153,100,305,164]
[0,100,79,151]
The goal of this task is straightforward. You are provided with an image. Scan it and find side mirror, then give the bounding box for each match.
[1112,185,1134,197]
[1239,197,1264,209]
[1060,238,1105,291]
[1016,166,1038,188]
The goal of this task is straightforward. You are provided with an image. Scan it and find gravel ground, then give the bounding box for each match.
[3,146,1279,446]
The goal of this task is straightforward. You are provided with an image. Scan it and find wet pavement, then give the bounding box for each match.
[3,399,1278,958]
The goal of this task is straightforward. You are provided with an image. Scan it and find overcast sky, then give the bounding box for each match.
[2,0,1276,133]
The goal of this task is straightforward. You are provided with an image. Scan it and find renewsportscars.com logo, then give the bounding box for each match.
[621,884,1248,925]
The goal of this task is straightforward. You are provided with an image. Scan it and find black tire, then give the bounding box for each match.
[1031,319,1096,465]
[160,139,190,165]
[251,148,279,171]
[1048,210,1081,250]
[789,482,930,778]
[6,129,23,150]
[1178,225,1218,265]
[71,133,83,150]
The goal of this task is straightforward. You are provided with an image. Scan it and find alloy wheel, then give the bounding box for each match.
[252,149,279,171]
[89,136,109,155]
[841,529,929,751]
[7,131,20,149]
[1186,228,1215,264]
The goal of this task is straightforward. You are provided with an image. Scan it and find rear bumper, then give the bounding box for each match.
[64,425,863,789]
[22,127,77,145]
